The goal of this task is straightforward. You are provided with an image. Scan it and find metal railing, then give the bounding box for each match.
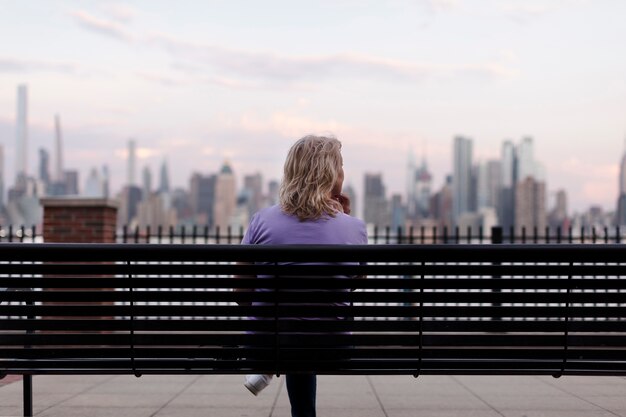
[4,224,626,244]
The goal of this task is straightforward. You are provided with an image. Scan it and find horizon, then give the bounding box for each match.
[1,0,625,213]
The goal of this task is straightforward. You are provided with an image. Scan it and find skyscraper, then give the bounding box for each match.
[127,139,137,187]
[515,177,547,233]
[499,140,516,231]
[0,145,4,206]
[616,147,626,226]
[142,166,152,201]
[452,136,473,224]
[16,85,28,184]
[363,173,388,227]
[190,173,216,225]
[38,148,51,188]
[243,173,263,218]
[158,159,170,194]
[54,114,64,182]
[516,136,535,182]
[214,161,236,230]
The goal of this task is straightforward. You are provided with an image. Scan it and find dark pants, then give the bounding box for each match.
[286,374,316,417]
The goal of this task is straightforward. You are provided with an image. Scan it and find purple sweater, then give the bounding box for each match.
[241,205,368,320]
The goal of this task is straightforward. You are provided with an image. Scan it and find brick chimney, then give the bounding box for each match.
[41,198,118,243]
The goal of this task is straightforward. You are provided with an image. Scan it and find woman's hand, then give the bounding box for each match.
[333,193,351,215]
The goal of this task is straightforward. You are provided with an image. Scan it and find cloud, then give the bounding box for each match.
[0,57,79,74]
[148,32,517,84]
[71,10,518,87]
[101,3,136,23]
[70,10,134,42]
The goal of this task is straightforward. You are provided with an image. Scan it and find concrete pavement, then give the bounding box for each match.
[1,373,626,416]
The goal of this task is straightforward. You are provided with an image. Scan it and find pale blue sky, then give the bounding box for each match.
[1,0,625,212]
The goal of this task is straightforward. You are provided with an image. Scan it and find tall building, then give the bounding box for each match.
[243,173,263,218]
[16,84,28,184]
[158,159,170,194]
[549,189,569,229]
[452,136,473,224]
[267,180,279,206]
[516,136,535,182]
[54,114,64,182]
[476,159,501,213]
[190,173,216,225]
[142,166,152,201]
[84,167,103,197]
[407,150,432,220]
[101,165,110,198]
[499,140,516,231]
[363,173,389,227]
[0,145,4,207]
[430,175,453,230]
[214,161,237,230]
[515,177,547,233]
[38,148,51,189]
[63,170,79,195]
[127,139,137,187]
[616,148,626,226]
[343,184,357,217]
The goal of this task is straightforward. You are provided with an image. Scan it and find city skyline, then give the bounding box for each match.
[1,1,625,212]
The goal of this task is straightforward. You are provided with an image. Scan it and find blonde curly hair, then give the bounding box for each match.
[279,135,343,220]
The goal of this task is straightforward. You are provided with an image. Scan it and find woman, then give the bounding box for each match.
[239,135,367,417]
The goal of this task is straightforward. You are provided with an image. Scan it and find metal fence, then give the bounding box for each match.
[4,224,626,244]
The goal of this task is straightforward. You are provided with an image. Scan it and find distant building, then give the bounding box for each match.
[214,161,237,230]
[499,140,516,231]
[390,194,406,230]
[363,173,389,227]
[158,159,170,194]
[243,173,263,218]
[515,177,546,233]
[343,184,357,217]
[16,85,28,184]
[190,173,216,225]
[407,153,432,221]
[267,180,279,206]
[0,145,5,207]
[142,166,152,202]
[452,136,473,224]
[548,189,569,230]
[38,148,51,190]
[117,185,142,226]
[63,170,79,195]
[136,193,177,231]
[127,139,137,187]
[616,149,626,226]
[430,175,453,230]
[54,114,64,182]
[84,167,105,197]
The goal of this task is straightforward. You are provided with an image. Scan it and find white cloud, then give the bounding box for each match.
[101,3,137,23]
[70,10,134,42]
[0,57,79,74]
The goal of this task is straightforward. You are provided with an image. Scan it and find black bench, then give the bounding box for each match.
[1,243,626,416]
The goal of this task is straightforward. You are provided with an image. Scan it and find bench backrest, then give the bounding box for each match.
[1,243,625,377]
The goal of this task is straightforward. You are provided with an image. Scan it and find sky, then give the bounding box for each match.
[0,0,625,214]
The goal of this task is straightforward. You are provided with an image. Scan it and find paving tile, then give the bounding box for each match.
[155,406,271,417]
[499,411,620,417]
[387,410,502,417]
[61,392,173,408]
[36,406,160,417]
[0,406,21,417]
[168,392,276,408]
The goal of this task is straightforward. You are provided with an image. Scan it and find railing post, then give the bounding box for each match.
[491,226,502,321]
[491,226,503,244]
